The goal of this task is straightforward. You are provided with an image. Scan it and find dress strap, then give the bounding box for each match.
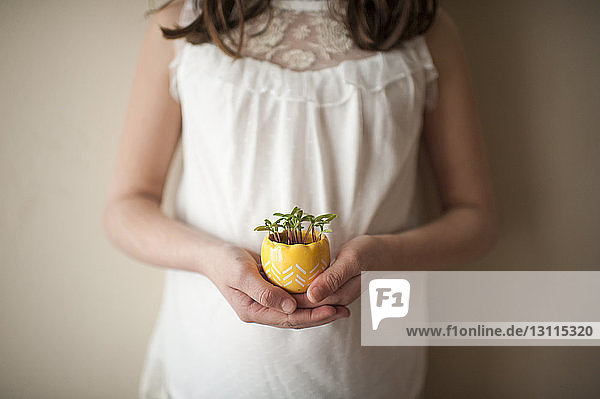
[412,35,439,111]
[169,0,200,103]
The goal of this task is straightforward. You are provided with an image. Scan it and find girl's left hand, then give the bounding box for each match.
[293,235,378,309]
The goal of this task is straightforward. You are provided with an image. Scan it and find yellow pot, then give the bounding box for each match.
[260,230,330,293]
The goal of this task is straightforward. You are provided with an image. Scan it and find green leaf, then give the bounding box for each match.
[259,208,335,237]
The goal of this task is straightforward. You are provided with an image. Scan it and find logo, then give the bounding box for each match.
[369,279,411,330]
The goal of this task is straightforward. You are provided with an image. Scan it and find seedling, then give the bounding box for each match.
[254,206,337,245]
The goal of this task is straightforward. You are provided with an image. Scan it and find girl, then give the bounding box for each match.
[104,0,497,397]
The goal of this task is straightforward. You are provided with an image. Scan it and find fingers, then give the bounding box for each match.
[294,276,361,308]
[248,300,350,329]
[307,250,361,303]
[247,249,261,265]
[237,266,297,314]
[227,287,349,328]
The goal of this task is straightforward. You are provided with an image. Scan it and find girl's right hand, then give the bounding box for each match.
[205,243,350,329]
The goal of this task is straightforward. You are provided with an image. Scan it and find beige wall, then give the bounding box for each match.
[0,1,598,398]
[426,1,600,397]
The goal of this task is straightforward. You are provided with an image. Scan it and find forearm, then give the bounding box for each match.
[103,194,226,274]
[371,205,498,271]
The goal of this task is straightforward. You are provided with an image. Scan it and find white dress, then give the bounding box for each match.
[140,0,439,397]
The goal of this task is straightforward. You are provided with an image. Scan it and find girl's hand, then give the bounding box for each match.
[294,235,377,308]
[205,244,350,329]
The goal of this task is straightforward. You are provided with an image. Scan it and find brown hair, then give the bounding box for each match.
[156,0,438,57]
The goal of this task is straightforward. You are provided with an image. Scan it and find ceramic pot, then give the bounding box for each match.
[260,230,330,293]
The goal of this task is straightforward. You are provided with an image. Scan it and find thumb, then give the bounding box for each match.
[240,267,297,314]
[307,253,359,303]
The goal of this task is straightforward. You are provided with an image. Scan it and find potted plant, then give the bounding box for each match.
[254,206,337,293]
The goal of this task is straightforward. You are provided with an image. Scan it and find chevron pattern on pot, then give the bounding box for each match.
[260,233,331,293]
[263,259,329,291]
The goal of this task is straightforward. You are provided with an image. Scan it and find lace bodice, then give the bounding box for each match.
[178,0,377,71]
[223,0,375,70]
